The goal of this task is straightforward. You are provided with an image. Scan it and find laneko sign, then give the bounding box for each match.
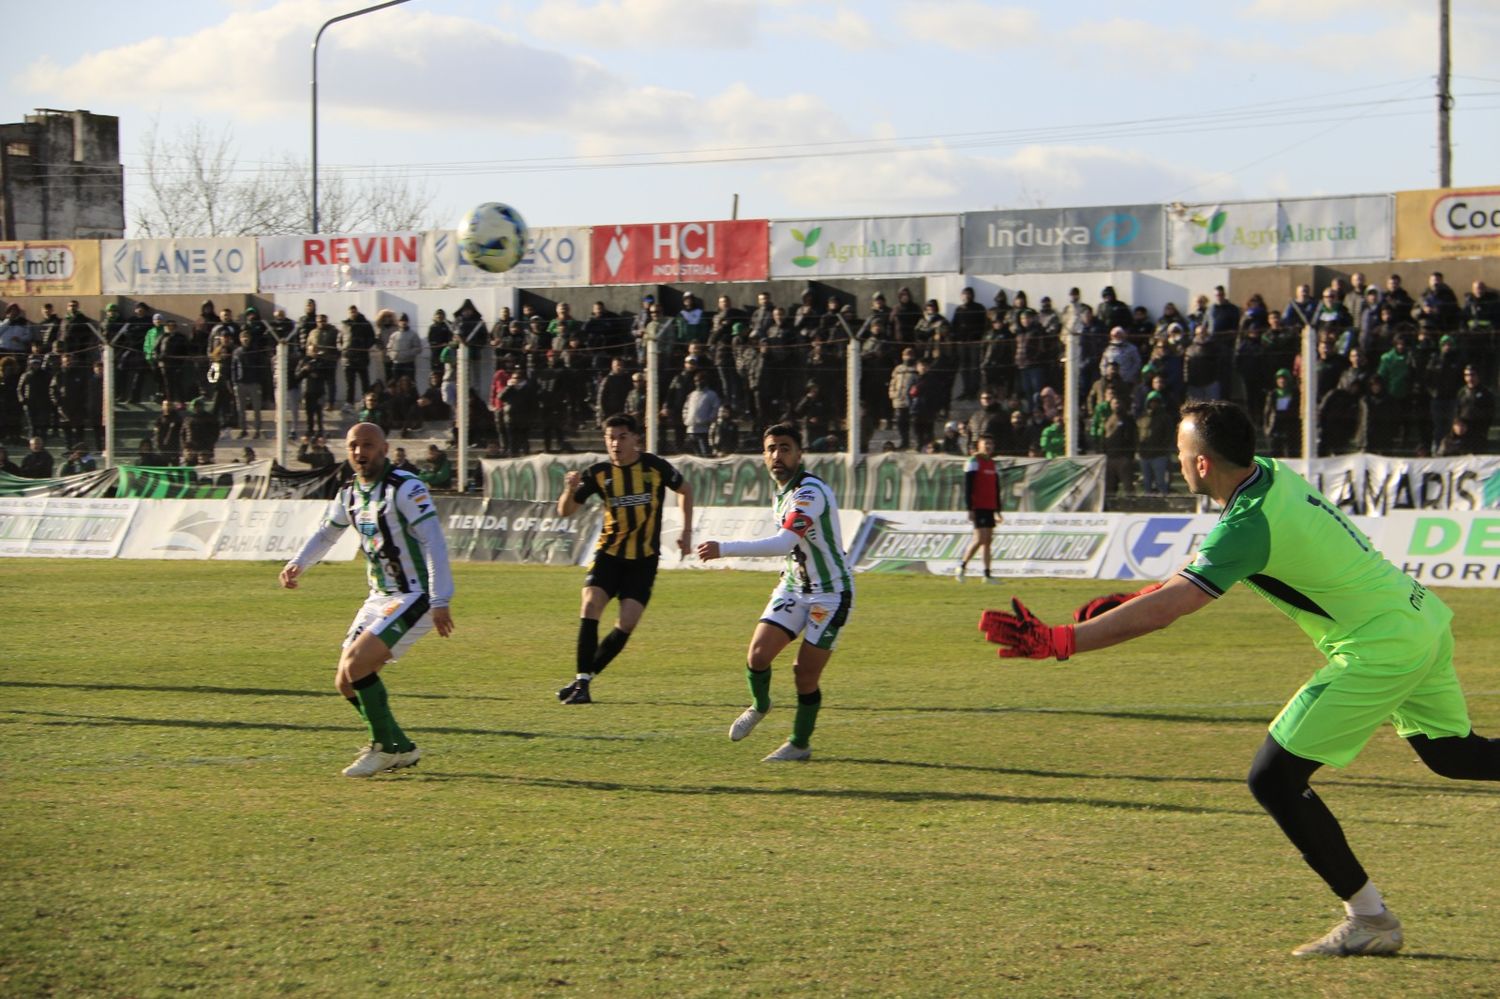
[1395,187,1500,260]
[102,237,257,294]
[589,219,768,284]
[422,226,590,288]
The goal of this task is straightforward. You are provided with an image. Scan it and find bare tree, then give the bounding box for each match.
[130,120,441,237]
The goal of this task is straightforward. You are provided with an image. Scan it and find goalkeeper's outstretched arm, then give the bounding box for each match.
[1072,575,1213,654]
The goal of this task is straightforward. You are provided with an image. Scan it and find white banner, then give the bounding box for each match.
[1285,454,1500,516]
[117,499,359,561]
[852,510,1113,578]
[655,505,864,572]
[1098,512,1379,583]
[1363,511,1500,588]
[770,215,960,278]
[421,226,590,288]
[1167,196,1391,266]
[257,232,421,292]
[0,496,137,558]
[101,238,258,295]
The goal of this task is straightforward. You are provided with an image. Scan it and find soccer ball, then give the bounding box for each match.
[457,202,528,273]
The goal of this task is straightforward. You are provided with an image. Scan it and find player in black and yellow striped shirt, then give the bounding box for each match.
[555,414,694,703]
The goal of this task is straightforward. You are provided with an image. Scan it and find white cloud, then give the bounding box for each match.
[1071,18,1213,70]
[894,1,1039,50]
[771,143,1232,213]
[17,1,714,138]
[525,0,760,48]
[769,6,879,50]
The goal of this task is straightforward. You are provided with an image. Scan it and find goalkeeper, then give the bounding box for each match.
[981,400,1499,958]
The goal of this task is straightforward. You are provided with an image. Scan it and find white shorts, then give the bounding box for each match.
[759,589,853,651]
[344,591,434,663]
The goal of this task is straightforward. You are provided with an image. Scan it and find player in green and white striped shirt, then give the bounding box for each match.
[697,424,853,762]
[281,422,455,778]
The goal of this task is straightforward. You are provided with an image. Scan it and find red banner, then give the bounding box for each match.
[589,219,768,285]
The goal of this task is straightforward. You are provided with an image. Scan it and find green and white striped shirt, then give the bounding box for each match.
[718,469,852,594]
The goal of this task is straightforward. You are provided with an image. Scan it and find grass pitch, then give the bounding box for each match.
[3,559,1498,997]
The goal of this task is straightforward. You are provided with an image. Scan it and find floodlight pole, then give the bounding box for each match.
[311,0,415,234]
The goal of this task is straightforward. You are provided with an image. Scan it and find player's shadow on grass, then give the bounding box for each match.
[4,709,649,743]
[835,756,1500,799]
[414,771,1270,817]
[0,679,517,703]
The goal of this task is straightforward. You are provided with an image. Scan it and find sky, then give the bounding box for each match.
[8,0,1500,235]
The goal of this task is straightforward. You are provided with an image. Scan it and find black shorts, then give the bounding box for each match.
[585,552,660,606]
[971,509,997,529]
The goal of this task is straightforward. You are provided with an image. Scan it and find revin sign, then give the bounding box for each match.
[590,219,768,284]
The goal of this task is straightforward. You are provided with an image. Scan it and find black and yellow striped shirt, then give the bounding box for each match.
[574,453,684,559]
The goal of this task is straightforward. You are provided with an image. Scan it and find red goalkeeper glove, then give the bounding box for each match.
[1072,582,1163,622]
[978,598,1076,661]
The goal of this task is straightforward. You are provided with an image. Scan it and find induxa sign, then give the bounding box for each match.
[961,206,1164,274]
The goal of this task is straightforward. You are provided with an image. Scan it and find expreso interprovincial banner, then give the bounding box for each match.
[421,226,590,288]
[0,496,135,558]
[853,511,1113,577]
[1167,196,1391,266]
[101,237,257,295]
[770,215,959,278]
[961,205,1165,274]
[257,232,421,291]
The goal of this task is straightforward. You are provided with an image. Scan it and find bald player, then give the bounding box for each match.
[281,423,456,777]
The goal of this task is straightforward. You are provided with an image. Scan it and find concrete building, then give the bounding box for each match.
[0,109,125,240]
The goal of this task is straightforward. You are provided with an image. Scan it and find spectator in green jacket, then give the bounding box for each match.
[419,444,453,489]
[1039,415,1066,458]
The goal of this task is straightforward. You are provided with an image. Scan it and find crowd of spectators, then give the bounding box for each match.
[2,272,1497,493]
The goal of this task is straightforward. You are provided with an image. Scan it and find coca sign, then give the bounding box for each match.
[589,219,768,285]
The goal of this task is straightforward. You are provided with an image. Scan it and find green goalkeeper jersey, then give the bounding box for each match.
[1179,456,1450,658]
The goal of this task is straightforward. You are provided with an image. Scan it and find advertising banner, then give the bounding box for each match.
[483,452,1104,513]
[421,226,591,288]
[0,496,136,558]
[1098,511,1381,582]
[650,505,865,573]
[434,497,600,564]
[257,232,421,292]
[1285,454,1500,516]
[1166,196,1391,266]
[0,467,118,498]
[961,205,1165,274]
[115,462,343,500]
[1395,187,1500,260]
[117,499,358,561]
[589,219,768,285]
[0,240,102,296]
[101,237,258,295]
[1365,511,1500,587]
[770,215,959,278]
[853,510,1113,577]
